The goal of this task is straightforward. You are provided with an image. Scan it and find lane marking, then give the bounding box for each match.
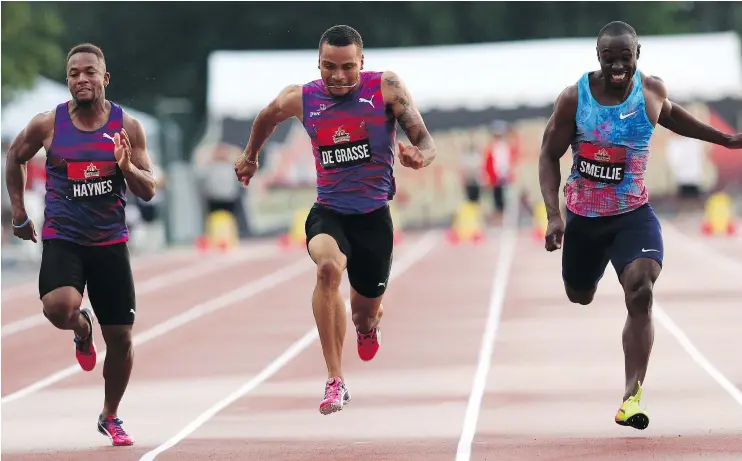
[654,304,742,407]
[2,246,281,338]
[661,221,742,273]
[654,221,742,404]
[1,248,201,302]
[455,192,519,461]
[1,257,310,405]
[138,230,440,461]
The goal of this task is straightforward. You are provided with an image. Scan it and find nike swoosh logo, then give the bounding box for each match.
[641,248,659,253]
[619,111,638,120]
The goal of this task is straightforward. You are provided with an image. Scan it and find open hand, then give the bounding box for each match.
[113,129,133,172]
[397,141,424,169]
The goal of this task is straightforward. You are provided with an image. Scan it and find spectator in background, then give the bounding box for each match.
[666,134,705,212]
[199,144,249,236]
[482,120,517,222]
[460,132,482,204]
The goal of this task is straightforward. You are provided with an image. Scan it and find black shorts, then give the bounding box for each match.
[562,203,664,291]
[305,203,394,299]
[39,239,136,325]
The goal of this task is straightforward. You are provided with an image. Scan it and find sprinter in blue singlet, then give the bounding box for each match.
[538,21,742,431]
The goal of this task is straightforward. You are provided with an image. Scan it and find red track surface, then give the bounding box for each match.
[2,219,741,460]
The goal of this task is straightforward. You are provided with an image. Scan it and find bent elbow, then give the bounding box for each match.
[140,186,156,203]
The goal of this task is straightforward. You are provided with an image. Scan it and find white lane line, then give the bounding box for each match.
[661,220,742,273]
[1,248,201,302]
[653,303,742,407]
[138,230,440,461]
[1,257,311,405]
[455,192,519,461]
[2,246,280,338]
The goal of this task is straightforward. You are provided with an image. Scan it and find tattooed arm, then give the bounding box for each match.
[381,70,436,167]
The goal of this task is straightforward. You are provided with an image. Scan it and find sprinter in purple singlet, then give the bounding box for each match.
[234,25,436,415]
[5,43,157,446]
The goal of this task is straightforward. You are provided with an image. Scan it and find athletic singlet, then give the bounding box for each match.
[301,71,396,215]
[564,71,655,217]
[42,101,128,245]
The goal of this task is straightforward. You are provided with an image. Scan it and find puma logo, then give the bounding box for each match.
[102,133,116,143]
[359,95,375,108]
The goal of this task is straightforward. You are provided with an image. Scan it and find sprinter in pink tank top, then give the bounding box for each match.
[234,25,437,416]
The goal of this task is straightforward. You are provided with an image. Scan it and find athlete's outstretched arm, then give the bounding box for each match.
[235,85,302,185]
[243,85,303,163]
[381,71,436,167]
[538,85,578,219]
[5,112,50,229]
[121,115,157,201]
[649,76,741,148]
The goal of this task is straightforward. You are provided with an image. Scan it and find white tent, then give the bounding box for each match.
[1,76,161,159]
[206,32,742,120]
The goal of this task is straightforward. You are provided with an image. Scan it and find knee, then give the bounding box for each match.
[625,279,653,316]
[565,285,595,305]
[316,258,344,288]
[42,290,81,329]
[102,327,133,355]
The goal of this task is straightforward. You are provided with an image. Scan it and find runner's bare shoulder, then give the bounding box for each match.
[640,73,669,100]
[271,84,303,121]
[554,84,579,118]
[12,110,56,159]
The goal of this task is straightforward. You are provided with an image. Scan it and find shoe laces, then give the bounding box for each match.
[324,378,343,400]
[74,335,92,354]
[357,328,377,344]
[104,417,127,437]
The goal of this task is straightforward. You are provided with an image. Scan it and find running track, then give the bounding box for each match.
[2,213,742,460]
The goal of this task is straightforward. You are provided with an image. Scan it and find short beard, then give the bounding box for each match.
[73,98,94,109]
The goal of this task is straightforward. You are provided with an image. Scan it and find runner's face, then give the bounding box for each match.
[319,43,363,97]
[596,34,639,90]
[66,53,109,106]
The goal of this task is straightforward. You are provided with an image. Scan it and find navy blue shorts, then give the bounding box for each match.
[562,203,663,291]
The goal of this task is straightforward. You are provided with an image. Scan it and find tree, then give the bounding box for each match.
[1,2,65,104]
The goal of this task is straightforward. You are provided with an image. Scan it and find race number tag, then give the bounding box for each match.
[315,120,372,170]
[577,144,627,184]
[66,161,120,200]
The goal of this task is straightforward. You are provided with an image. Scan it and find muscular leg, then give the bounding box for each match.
[100,325,134,418]
[561,209,610,307]
[351,287,383,334]
[564,283,597,306]
[618,258,660,400]
[39,240,90,339]
[42,287,91,339]
[308,234,348,380]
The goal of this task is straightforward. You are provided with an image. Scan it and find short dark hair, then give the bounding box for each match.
[319,25,363,51]
[66,43,105,66]
[597,21,638,46]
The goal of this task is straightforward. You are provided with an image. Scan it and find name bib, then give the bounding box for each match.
[577,144,626,184]
[66,161,121,201]
[315,120,372,170]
